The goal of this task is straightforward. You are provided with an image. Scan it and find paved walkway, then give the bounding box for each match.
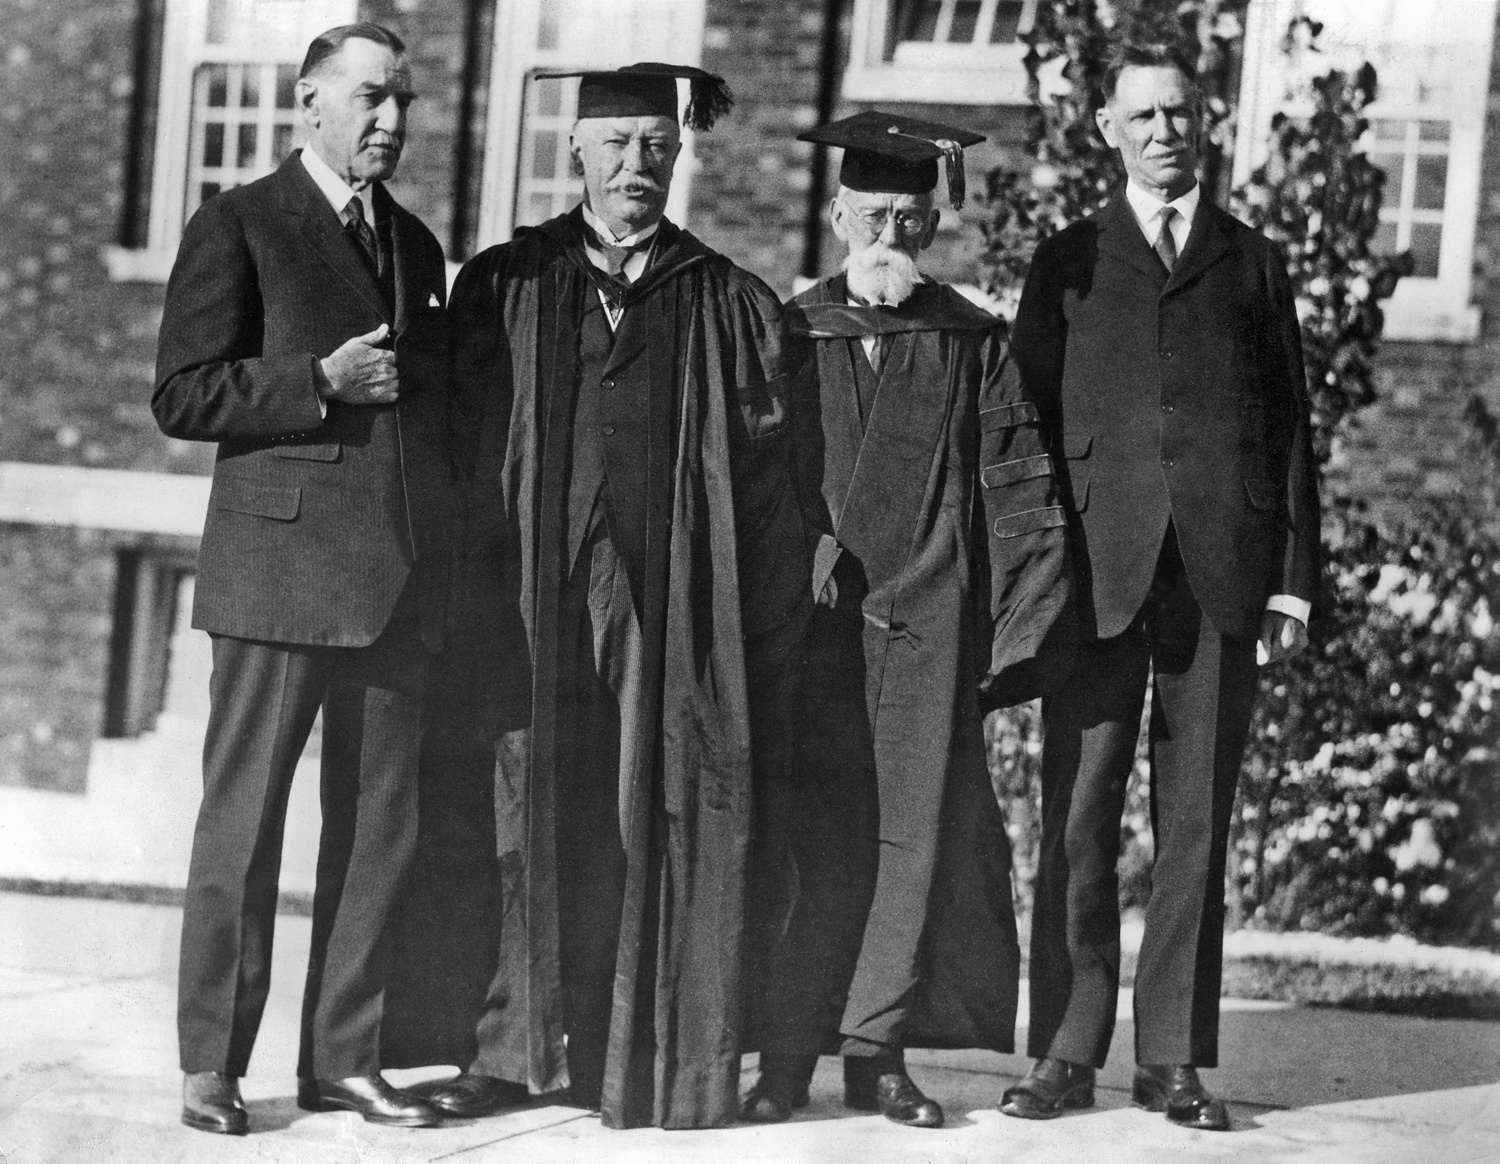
[1,891,1497,1164]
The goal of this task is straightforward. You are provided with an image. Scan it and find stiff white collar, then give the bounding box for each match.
[1124,179,1199,247]
[300,144,376,223]
[581,200,660,248]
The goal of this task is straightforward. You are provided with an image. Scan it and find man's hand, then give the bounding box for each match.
[1257,610,1309,666]
[319,324,399,405]
[816,573,838,609]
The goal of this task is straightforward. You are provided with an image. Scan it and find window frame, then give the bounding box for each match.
[843,0,1038,105]
[1233,0,1496,342]
[106,0,357,283]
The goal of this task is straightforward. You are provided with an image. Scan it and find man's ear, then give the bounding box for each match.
[917,208,940,251]
[829,198,851,243]
[1095,102,1119,149]
[294,77,319,127]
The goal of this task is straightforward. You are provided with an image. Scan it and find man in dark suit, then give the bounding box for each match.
[153,23,455,1135]
[1000,40,1321,1131]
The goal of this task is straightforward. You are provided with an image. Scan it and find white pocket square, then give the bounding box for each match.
[427,292,441,307]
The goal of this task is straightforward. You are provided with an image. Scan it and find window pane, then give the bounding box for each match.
[1373,118,1406,141]
[240,67,260,108]
[1371,153,1404,206]
[565,190,583,211]
[527,194,554,224]
[991,0,1025,42]
[1408,222,1442,277]
[238,124,258,168]
[1371,220,1399,255]
[948,0,981,42]
[203,122,224,168]
[898,0,944,41]
[200,182,221,202]
[532,130,558,179]
[205,64,228,107]
[1414,154,1447,209]
[535,78,562,118]
[205,0,228,45]
[272,123,295,162]
[1418,119,1450,142]
[275,66,297,110]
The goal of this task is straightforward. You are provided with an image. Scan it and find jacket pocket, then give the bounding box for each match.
[272,441,340,462]
[212,477,301,521]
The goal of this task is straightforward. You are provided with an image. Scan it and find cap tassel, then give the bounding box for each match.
[938,139,965,210]
[685,75,734,132]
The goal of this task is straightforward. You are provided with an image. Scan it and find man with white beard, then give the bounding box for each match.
[743,112,1075,1129]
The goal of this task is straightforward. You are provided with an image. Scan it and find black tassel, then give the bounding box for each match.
[685,75,734,132]
[938,140,965,210]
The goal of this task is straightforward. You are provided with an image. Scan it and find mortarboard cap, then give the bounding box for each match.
[536,62,734,132]
[799,110,985,209]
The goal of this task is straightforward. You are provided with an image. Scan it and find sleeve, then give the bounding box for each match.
[1265,244,1323,612]
[973,320,1077,711]
[720,272,812,646]
[151,196,327,442]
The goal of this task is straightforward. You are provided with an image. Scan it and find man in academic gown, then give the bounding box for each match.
[407,64,807,1131]
[742,112,1075,1129]
[999,41,1320,1131]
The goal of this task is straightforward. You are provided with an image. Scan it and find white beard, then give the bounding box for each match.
[843,243,921,307]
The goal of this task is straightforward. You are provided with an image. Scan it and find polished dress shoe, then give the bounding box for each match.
[740,1053,815,1124]
[297,1075,444,1127]
[998,1057,1096,1120]
[427,1072,530,1118]
[182,1071,248,1135]
[843,1055,943,1129]
[1133,1065,1231,1131]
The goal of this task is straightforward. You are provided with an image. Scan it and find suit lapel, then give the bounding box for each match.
[386,194,420,335]
[1162,197,1235,297]
[278,153,389,322]
[1095,193,1168,290]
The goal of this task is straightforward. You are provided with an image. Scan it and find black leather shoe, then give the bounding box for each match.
[844,1056,944,1129]
[181,1071,248,1135]
[1133,1065,1231,1132]
[740,1053,815,1124]
[298,1075,444,1127]
[427,1072,530,1118]
[998,1057,1096,1120]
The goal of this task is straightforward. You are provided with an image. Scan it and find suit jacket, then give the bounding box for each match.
[153,152,456,649]
[1011,191,1321,641]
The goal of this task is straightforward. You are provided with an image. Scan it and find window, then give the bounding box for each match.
[107,0,356,282]
[844,0,1037,104]
[1234,0,1496,341]
[515,73,584,230]
[476,0,705,249]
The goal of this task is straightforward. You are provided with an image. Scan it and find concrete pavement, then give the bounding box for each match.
[2,891,1498,1164]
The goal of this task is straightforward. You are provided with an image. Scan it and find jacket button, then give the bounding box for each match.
[601,425,615,436]
[1161,402,1176,413]
[1160,348,1174,359]
[601,379,615,390]
[1162,457,1174,469]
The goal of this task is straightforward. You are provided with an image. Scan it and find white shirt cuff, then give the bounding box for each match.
[1265,594,1311,626]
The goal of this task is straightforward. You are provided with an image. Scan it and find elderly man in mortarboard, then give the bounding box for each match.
[402,63,807,1131]
[741,112,1075,1129]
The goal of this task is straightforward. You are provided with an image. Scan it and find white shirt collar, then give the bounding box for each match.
[300,144,376,222]
[580,200,660,248]
[1124,179,1199,241]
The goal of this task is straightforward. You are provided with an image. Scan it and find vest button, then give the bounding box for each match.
[1160,348,1174,359]
[601,379,615,390]
[1161,402,1176,413]
[602,425,615,437]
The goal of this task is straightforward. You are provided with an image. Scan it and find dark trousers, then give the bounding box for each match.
[1028,527,1259,1068]
[177,599,432,1080]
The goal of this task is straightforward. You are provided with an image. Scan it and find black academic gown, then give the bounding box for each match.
[382,210,808,1130]
[750,276,1074,1056]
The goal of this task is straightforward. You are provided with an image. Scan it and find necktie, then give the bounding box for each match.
[342,196,379,275]
[579,219,652,302]
[1154,206,1179,273]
